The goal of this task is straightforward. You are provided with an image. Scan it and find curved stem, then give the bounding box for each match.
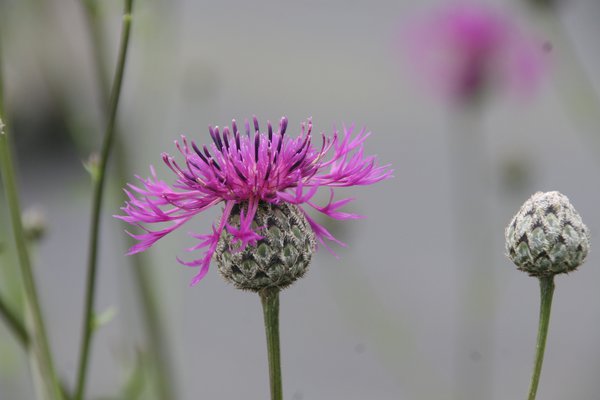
[260,287,283,400]
[537,12,600,162]
[0,27,63,397]
[74,2,135,400]
[527,276,555,400]
[79,1,177,398]
[81,2,177,398]
[0,292,29,346]
[449,109,494,400]
[0,125,64,400]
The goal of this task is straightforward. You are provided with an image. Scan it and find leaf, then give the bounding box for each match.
[91,307,117,331]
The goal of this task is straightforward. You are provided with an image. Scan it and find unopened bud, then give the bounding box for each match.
[505,191,590,277]
[22,207,47,243]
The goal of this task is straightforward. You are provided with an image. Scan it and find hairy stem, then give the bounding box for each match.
[527,276,555,400]
[74,1,135,399]
[260,287,283,400]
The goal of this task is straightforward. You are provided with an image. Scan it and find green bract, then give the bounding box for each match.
[505,191,590,277]
[216,202,316,291]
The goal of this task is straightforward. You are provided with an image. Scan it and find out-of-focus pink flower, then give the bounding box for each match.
[116,117,392,285]
[402,2,547,104]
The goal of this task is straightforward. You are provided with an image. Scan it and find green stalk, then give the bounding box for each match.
[74,2,135,400]
[536,12,600,160]
[80,1,176,398]
[0,124,64,400]
[260,287,283,400]
[0,25,63,397]
[527,276,555,400]
[0,292,29,346]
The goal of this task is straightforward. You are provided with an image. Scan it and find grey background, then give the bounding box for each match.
[1,0,600,399]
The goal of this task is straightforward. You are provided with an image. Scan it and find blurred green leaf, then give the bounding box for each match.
[120,351,149,400]
[91,307,117,332]
[83,153,101,183]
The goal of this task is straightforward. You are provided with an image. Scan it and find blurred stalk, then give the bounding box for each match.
[80,1,177,399]
[535,11,600,158]
[448,108,495,400]
[74,1,135,400]
[322,261,449,400]
[0,98,64,400]
[0,291,29,347]
[0,26,64,399]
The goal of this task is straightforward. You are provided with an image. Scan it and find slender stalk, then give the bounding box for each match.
[536,12,600,160]
[0,24,63,397]
[527,276,555,400]
[127,256,176,400]
[0,280,74,400]
[0,292,29,346]
[74,2,135,400]
[0,125,64,400]
[80,1,177,398]
[260,287,283,400]
[449,108,494,400]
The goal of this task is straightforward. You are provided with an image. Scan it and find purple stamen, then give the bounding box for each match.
[192,142,209,165]
[213,126,223,152]
[253,116,260,133]
[222,127,231,150]
[280,117,288,135]
[254,131,260,162]
[244,120,251,138]
[267,121,273,143]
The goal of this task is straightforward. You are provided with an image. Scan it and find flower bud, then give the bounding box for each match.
[22,207,47,243]
[505,191,590,277]
[215,202,316,291]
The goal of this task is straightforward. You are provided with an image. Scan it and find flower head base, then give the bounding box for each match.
[403,2,547,104]
[216,201,316,291]
[117,117,391,285]
[505,191,590,277]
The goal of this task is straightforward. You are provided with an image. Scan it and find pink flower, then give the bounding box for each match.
[403,2,547,104]
[116,117,392,284]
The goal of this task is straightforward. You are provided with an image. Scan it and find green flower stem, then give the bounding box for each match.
[0,125,64,400]
[0,29,63,397]
[449,109,494,400]
[527,276,555,400]
[74,2,135,400]
[260,287,283,400]
[0,292,29,346]
[127,254,176,400]
[537,13,600,160]
[80,1,176,398]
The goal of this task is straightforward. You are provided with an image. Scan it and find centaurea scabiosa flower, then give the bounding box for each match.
[403,2,547,104]
[117,117,391,287]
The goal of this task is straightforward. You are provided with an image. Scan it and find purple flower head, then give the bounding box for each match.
[117,117,392,285]
[402,2,547,104]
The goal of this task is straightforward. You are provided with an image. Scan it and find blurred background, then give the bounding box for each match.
[0,0,599,399]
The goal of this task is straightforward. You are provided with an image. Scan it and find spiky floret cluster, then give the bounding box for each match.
[117,117,391,285]
[505,191,590,277]
[215,201,316,291]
